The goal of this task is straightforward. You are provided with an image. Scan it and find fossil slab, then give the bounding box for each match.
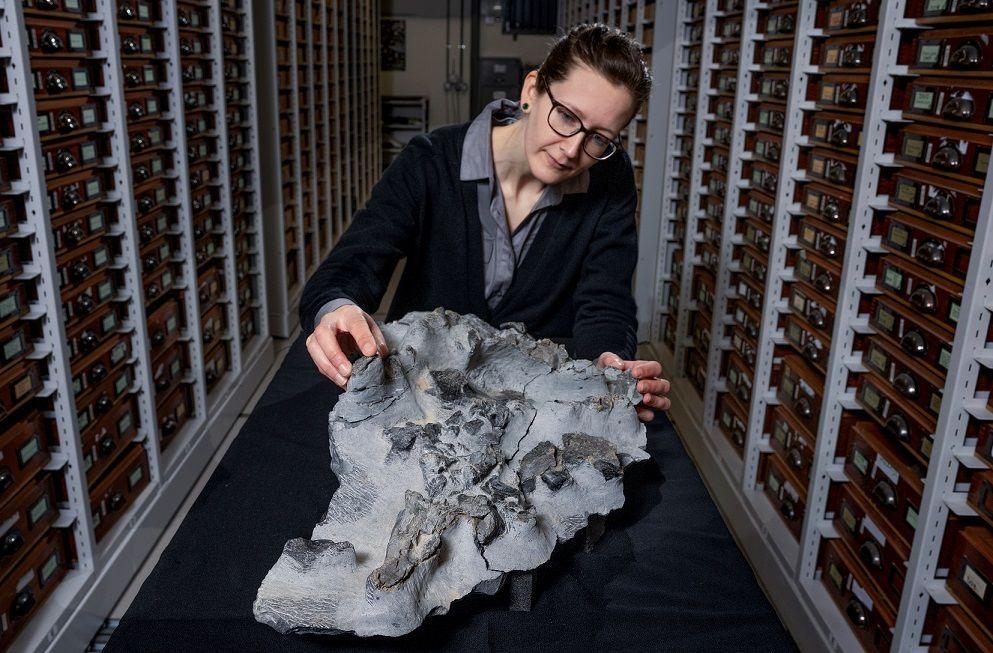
[254,308,648,637]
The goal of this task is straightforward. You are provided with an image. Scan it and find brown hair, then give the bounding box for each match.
[536,23,653,112]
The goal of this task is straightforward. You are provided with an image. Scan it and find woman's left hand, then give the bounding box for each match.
[595,352,671,422]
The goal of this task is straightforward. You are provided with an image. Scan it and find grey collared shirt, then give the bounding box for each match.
[315,98,589,324]
[461,98,590,310]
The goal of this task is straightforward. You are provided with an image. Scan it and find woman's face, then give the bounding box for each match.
[521,64,636,185]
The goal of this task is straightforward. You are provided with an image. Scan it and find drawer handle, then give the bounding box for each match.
[95,393,113,415]
[162,416,178,437]
[58,110,79,133]
[40,30,64,54]
[960,0,992,9]
[787,447,804,470]
[779,498,797,522]
[98,434,116,457]
[76,292,95,315]
[837,83,860,107]
[802,342,820,364]
[794,396,813,419]
[827,122,850,147]
[814,272,833,294]
[826,161,847,184]
[950,41,982,69]
[845,2,869,27]
[942,93,975,121]
[909,287,937,314]
[45,70,69,94]
[88,363,108,384]
[885,413,911,443]
[893,373,918,398]
[732,426,745,447]
[915,239,946,267]
[807,306,827,329]
[821,197,841,222]
[10,587,35,620]
[841,43,865,67]
[845,599,868,629]
[119,3,137,20]
[923,190,954,220]
[931,145,962,172]
[66,222,86,246]
[900,330,927,357]
[108,491,126,512]
[859,540,883,569]
[55,149,77,173]
[1,528,24,556]
[0,466,11,494]
[872,480,897,509]
[818,235,839,259]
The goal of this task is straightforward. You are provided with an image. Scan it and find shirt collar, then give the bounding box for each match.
[460,98,590,196]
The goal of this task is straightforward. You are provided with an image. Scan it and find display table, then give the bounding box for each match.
[104,336,797,652]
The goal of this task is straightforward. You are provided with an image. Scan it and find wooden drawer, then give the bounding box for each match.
[80,395,138,484]
[0,474,58,577]
[90,443,150,542]
[777,354,824,433]
[0,528,72,650]
[947,526,993,634]
[758,452,806,539]
[0,412,50,510]
[819,537,895,653]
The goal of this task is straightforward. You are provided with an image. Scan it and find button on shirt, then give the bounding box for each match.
[314,98,590,323]
[461,98,590,311]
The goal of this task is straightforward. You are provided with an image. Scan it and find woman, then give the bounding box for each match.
[301,24,670,422]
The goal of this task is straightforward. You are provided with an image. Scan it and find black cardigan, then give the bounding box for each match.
[299,122,639,362]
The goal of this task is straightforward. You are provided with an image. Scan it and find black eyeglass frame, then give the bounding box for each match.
[542,83,620,161]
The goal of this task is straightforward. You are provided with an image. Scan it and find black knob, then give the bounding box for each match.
[90,363,109,383]
[894,372,918,398]
[846,600,867,629]
[119,3,137,20]
[188,145,198,161]
[180,39,193,56]
[841,43,864,67]
[10,588,34,619]
[138,196,154,213]
[178,10,191,27]
[139,224,155,244]
[931,145,962,171]
[76,293,95,314]
[57,111,79,133]
[794,397,813,419]
[124,70,142,87]
[822,198,842,222]
[814,273,833,294]
[915,239,946,267]
[203,326,214,344]
[808,307,826,329]
[80,330,99,352]
[205,368,217,384]
[134,164,150,181]
[62,188,81,210]
[1,529,24,556]
[872,480,897,509]
[859,540,882,569]
[787,448,803,470]
[98,434,116,457]
[162,416,178,436]
[151,329,166,347]
[131,133,148,151]
[780,15,794,32]
[129,102,146,120]
[122,36,140,55]
[69,260,90,282]
[828,122,850,147]
[192,198,202,213]
[961,0,992,9]
[0,467,11,494]
[143,255,159,271]
[950,41,982,69]
[826,161,847,183]
[146,283,161,299]
[819,235,839,258]
[780,499,797,521]
[885,413,911,442]
[182,66,196,82]
[909,287,937,313]
[184,94,198,109]
[838,83,859,107]
[95,393,113,414]
[942,93,975,121]
[803,342,820,363]
[900,330,927,357]
[65,222,86,245]
[40,30,64,53]
[55,149,77,173]
[37,0,58,8]
[845,2,869,27]
[155,373,169,392]
[108,491,126,511]
[45,70,69,94]
[190,173,202,188]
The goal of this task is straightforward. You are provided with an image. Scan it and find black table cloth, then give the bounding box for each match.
[105,336,797,652]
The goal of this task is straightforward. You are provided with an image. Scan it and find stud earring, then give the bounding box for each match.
[522,103,529,110]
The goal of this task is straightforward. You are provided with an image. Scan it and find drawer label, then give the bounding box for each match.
[962,561,989,602]
[873,454,900,485]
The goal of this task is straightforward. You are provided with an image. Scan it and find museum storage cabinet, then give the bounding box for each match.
[0,1,379,651]
[578,0,993,649]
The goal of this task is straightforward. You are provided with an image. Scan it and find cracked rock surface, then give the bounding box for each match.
[253,308,649,637]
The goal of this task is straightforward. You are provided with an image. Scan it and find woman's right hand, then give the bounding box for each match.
[306,304,390,389]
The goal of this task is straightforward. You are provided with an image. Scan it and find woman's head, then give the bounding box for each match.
[519,23,652,185]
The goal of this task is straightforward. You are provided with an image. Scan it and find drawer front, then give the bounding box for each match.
[0,529,71,651]
[90,443,151,542]
[759,452,806,538]
[819,538,896,653]
[0,412,50,510]
[947,527,993,631]
[0,475,58,575]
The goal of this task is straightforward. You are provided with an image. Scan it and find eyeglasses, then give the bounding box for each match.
[544,84,619,161]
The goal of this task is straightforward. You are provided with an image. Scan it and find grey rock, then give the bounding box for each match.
[254,308,648,637]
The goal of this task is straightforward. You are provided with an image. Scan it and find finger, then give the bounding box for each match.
[307,335,347,388]
[365,315,390,357]
[631,360,662,378]
[643,394,671,411]
[343,312,378,357]
[637,408,654,422]
[637,378,671,396]
[314,324,352,378]
[598,352,624,370]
